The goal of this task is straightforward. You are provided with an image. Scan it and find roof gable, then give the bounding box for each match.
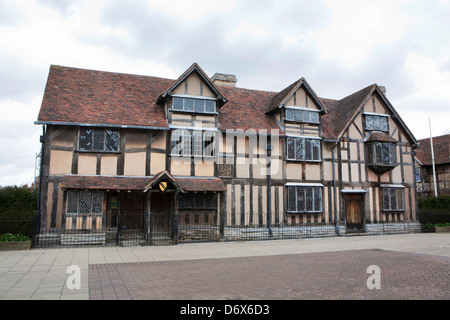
[321,84,417,145]
[158,63,227,106]
[266,78,328,114]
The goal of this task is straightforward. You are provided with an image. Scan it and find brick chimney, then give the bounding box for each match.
[211,73,237,87]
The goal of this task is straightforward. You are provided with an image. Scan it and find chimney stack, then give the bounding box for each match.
[211,73,237,87]
[379,85,387,96]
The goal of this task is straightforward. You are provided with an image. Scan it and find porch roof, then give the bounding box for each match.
[61,174,150,191]
[61,174,227,192]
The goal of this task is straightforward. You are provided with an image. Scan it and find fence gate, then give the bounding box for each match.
[149,192,176,245]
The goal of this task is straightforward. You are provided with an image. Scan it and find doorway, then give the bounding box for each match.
[150,192,174,244]
[344,193,365,233]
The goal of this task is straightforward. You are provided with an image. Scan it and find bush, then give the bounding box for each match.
[418,195,450,211]
[0,233,31,242]
[0,185,37,219]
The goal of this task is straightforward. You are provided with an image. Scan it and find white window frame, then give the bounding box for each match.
[285,107,320,124]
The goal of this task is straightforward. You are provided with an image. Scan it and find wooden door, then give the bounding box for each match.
[344,193,364,233]
[151,193,173,242]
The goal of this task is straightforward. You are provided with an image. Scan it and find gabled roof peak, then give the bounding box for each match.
[158,62,227,106]
[266,77,327,114]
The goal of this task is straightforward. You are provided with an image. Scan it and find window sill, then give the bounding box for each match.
[286,159,322,163]
[286,211,323,214]
[168,108,218,115]
[367,164,397,174]
[76,150,120,154]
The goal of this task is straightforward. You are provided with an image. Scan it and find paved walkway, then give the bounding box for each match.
[0,233,449,300]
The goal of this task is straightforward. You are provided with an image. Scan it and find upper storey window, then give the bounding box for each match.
[172,97,216,114]
[285,108,320,124]
[78,127,119,152]
[364,113,388,132]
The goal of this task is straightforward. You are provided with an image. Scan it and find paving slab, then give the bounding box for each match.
[0,233,448,300]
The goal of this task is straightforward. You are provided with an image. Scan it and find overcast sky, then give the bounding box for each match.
[1,0,449,186]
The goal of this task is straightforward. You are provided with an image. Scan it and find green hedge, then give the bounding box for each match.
[418,195,450,212]
[0,185,37,219]
[0,185,37,237]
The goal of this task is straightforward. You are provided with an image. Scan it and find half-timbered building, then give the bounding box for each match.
[34,63,421,246]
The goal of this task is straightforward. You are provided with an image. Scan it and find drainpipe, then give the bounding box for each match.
[32,126,46,247]
[267,143,273,237]
[330,140,340,236]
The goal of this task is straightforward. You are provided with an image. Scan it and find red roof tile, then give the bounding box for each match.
[38,65,172,129]
[416,134,450,165]
[62,173,226,192]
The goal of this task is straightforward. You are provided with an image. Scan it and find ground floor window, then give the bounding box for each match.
[178,192,216,209]
[286,185,322,213]
[381,187,404,211]
[66,190,104,214]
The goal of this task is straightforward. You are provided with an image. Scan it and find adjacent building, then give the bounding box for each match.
[34,63,421,246]
[415,134,450,197]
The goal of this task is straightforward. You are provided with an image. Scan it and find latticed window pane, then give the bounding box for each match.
[79,128,93,150]
[173,97,183,110]
[295,110,303,121]
[91,192,103,213]
[184,99,194,111]
[313,187,322,211]
[366,115,375,130]
[205,100,215,113]
[305,139,312,160]
[194,99,204,112]
[295,138,304,160]
[79,191,91,214]
[305,187,313,211]
[312,140,321,160]
[66,191,78,213]
[396,189,404,210]
[286,109,294,121]
[379,117,388,131]
[310,112,319,124]
[287,187,297,212]
[296,187,305,212]
[193,131,204,156]
[105,130,119,151]
[287,138,295,160]
[93,129,105,151]
[182,131,192,156]
[179,193,215,209]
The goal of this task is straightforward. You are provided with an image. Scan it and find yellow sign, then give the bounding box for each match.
[159,181,168,192]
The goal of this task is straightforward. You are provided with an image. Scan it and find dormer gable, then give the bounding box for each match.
[158,63,227,108]
[266,78,328,115]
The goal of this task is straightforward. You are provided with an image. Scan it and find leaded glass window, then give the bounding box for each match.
[179,193,216,209]
[287,186,322,213]
[285,108,320,124]
[79,127,119,152]
[381,187,404,211]
[172,97,216,113]
[286,137,321,161]
[365,114,388,132]
[66,190,104,214]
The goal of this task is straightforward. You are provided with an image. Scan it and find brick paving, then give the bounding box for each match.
[88,249,450,300]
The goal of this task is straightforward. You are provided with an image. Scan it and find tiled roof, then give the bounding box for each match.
[37,65,172,129]
[36,65,414,143]
[416,134,450,165]
[61,173,227,192]
[61,175,150,190]
[321,84,376,140]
